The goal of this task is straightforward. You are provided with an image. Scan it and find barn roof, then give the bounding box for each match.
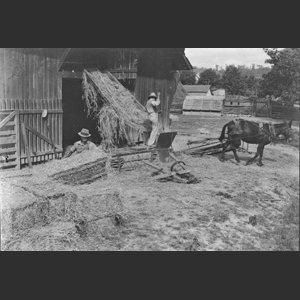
[183,85,212,93]
[58,48,193,72]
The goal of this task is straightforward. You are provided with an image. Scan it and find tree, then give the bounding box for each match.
[198,68,221,88]
[220,65,247,96]
[260,48,300,104]
[180,71,197,85]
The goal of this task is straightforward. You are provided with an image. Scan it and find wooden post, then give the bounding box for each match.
[253,99,257,117]
[15,111,21,170]
[21,122,32,168]
[48,123,57,159]
[270,100,273,118]
[268,98,272,118]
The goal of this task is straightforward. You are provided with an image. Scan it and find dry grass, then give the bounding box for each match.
[273,196,299,251]
[82,69,152,149]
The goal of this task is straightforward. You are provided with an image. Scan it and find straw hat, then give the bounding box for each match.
[78,128,91,138]
[148,93,158,99]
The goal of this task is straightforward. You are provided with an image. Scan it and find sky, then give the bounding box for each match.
[185,48,272,69]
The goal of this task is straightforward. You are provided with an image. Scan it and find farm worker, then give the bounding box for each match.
[146,92,161,146]
[65,128,97,158]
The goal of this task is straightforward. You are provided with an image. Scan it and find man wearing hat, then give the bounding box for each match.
[65,128,97,158]
[146,92,161,146]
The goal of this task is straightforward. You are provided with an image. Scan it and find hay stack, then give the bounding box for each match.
[82,69,152,149]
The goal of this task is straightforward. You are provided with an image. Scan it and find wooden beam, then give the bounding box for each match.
[0,111,16,129]
[24,123,60,150]
[0,147,16,154]
[58,48,72,71]
[0,136,16,145]
[15,111,21,170]
[21,122,32,168]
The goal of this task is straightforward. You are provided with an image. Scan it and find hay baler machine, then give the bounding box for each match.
[184,137,252,156]
[111,132,200,184]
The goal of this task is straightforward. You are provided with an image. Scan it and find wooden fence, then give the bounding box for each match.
[223,98,253,116]
[0,99,63,170]
[253,99,300,120]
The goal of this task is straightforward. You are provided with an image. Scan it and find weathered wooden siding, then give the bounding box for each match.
[0,48,64,102]
[108,49,138,80]
[223,99,253,116]
[134,49,178,131]
[0,48,64,168]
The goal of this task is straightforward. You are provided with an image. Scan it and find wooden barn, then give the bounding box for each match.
[0,48,192,170]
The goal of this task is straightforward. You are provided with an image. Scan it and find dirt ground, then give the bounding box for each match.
[1,115,299,251]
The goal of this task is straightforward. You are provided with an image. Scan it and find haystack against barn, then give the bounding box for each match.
[0,48,192,170]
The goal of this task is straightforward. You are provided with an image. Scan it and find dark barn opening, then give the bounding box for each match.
[62,78,100,147]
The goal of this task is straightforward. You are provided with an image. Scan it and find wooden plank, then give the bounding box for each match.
[0,49,4,99]
[20,149,63,159]
[21,122,32,168]
[58,48,71,71]
[36,100,41,160]
[0,147,16,154]
[224,102,252,107]
[0,111,16,129]
[15,111,21,170]
[24,123,60,149]
[28,100,32,155]
[19,109,63,114]
[0,161,17,168]
[32,100,37,154]
[0,110,14,115]
[0,136,16,145]
[0,130,15,137]
[5,153,17,160]
[3,121,15,127]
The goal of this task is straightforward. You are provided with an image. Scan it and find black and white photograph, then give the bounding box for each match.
[0,48,299,251]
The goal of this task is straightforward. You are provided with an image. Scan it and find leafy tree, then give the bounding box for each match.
[198,68,221,88]
[261,48,300,105]
[220,65,247,96]
[180,71,197,85]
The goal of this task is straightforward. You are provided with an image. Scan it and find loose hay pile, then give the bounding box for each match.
[82,69,152,149]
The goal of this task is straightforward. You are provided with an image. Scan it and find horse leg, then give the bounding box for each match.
[257,145,265,167]
[246,144,262,166]
[220,142,229,162]
[232,140,241,163]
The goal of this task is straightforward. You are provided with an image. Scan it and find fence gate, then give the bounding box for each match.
[0,111,21,170]
[253,100,271,117]
[0,99,63,171]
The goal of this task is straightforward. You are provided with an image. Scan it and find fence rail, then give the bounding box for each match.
[0,99,63,170]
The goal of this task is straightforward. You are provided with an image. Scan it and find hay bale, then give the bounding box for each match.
[3,222,80,251]
[82,69,152,149]
[50,157,108,186]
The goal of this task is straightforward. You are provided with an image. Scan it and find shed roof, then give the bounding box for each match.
[183,85,212,93]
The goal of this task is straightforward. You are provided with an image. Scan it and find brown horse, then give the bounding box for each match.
[219,119,293,166]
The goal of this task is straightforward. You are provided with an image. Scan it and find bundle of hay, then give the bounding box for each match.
[82,69,152,149]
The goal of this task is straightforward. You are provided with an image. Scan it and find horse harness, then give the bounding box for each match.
[259,122,277,144]
[229,119,277,144]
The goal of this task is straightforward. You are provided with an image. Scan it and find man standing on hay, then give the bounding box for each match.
[65,129,98,158]
[146,92,161,146]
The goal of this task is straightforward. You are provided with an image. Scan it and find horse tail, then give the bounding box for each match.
[219,123,229,142]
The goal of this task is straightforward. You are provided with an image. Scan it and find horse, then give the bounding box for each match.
[219,119,293,166]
